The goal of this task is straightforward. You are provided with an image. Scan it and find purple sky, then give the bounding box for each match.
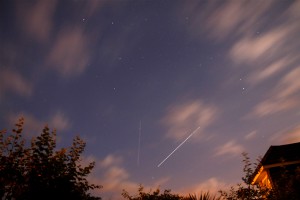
[1,0,300,199]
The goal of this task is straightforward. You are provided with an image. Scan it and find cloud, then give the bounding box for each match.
[16,0,57,42]
[8,111,70,136]
[271,126,300,145]
[179,1,272,41]
[289,0,300,18]
[275,67,300,99]
[229,26,292,64]
[214,140,244,157]
[247,57,293,85]
[83,0,110,17]
[86,154,169,200]
[178,177,228,195]
[179,1,300,122]
[252,98,298,118]
[48,111,71,131]
[0,69,33,98]
[244,131,257,140]
[103,166,130,190]
[180,1,300,85]
[225,0,300,91]
[47,28,90,77]
[162,99,218,142]
[206,1,273,41]
[87,154,134,195]
[251,67,300,117]
[99,154,123,168]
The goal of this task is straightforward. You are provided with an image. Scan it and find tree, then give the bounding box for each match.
[219,152,300,200]
[122,185,221,200]
[122,184,184,200]
[0,118,102,200]
[219,153,272,200]
[269,164,300,200]
[184,192,221,200]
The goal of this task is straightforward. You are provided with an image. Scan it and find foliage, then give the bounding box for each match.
[219,152,300,200]
[0,118,102,200]
[122,185,183,200]
[183,192,221,200]
[122,185,221,200]
[219,153,272,200]
[270,165,300,200]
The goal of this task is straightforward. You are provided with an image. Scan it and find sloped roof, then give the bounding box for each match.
[261,142,300,166]
[251,142,300,185]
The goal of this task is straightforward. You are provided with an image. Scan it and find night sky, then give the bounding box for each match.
[1,0,300,199]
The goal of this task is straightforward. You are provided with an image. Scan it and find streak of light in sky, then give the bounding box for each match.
[158,126,201,167]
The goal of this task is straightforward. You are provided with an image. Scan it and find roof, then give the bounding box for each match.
[250,142,300,185]
[261,142,300,166]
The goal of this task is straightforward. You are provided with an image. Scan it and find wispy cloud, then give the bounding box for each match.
[47,27,91,77]
[214,140,244,157]
[186,0,300,118]
[229,26,293,64]
[289,1,300,18]
[270,125,300,145]
[82,0,110,18]
[0,69,33,98]
[8,111,71,136]
[275,68,300,99]
[86,154,169,200]
[11,1,138,78]
[48,111,71,131]
[179,1,272,41]
[99,154,123,168]
[244,131,257,140]
[162,99,218,142]
[13,1,111,77]
[227,1,300,118]
[247,57,294,85]
[251,67,300,117]
[178,177,228,195]
[16,0,57,43]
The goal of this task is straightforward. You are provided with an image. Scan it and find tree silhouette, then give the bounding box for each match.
[122,185,221,200]
[0,118,101,200]
[219,152,300,200]
[219,153,272,200]
[122,185,182,200]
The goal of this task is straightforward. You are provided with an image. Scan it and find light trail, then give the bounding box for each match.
[157,126,201,167]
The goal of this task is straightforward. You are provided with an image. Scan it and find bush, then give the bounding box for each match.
[0,118,102,200]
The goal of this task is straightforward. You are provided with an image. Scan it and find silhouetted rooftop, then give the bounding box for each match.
[261,142,300,166]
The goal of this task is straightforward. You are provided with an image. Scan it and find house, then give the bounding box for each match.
[251,142,300,189]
